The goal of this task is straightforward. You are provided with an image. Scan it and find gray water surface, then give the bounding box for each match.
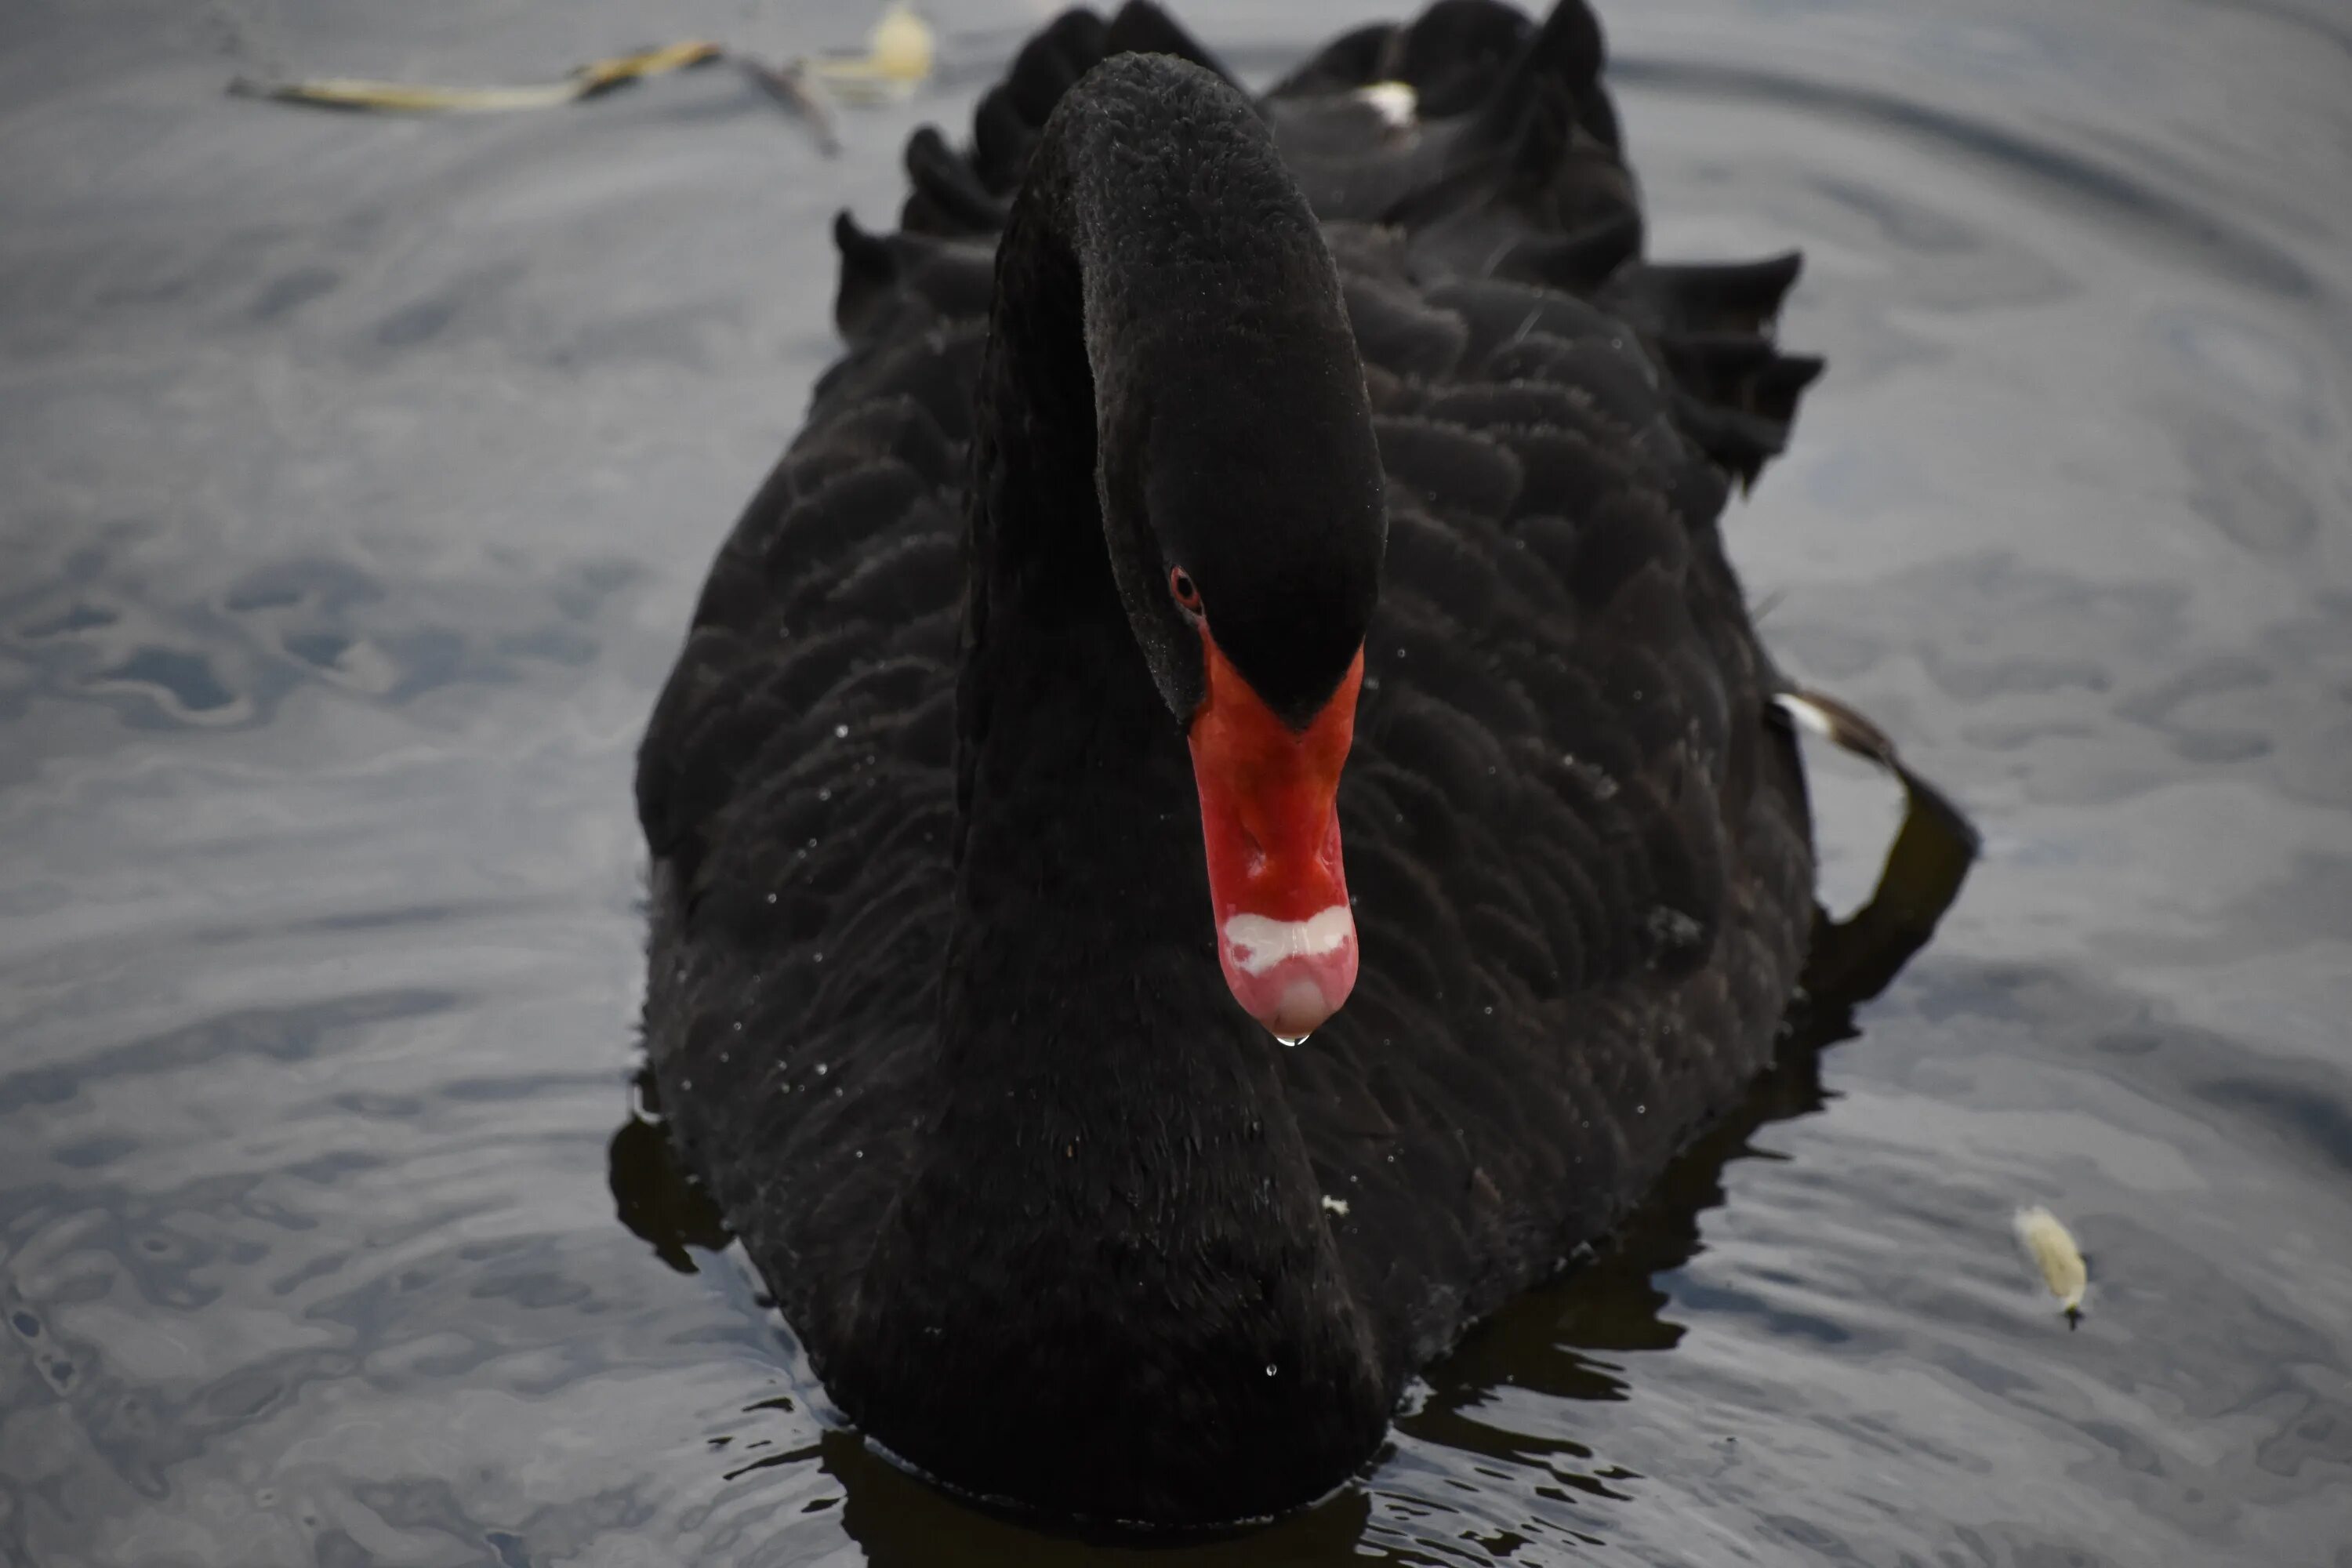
[4,0,2350,1563]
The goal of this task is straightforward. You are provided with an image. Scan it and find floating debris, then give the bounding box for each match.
[739,57,842,155]
[222,3,931,153]
[228,39,722,114]
[806,3,936,103]
[2013,1205,2088,1323]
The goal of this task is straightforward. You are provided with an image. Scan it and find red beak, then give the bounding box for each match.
[1185,634,1363,1040]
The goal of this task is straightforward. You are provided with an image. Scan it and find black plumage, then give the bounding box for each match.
[638,0,1826,1529]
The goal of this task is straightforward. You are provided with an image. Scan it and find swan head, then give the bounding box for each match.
[1022,54,1385,1040]
[1100,289,1384,1044]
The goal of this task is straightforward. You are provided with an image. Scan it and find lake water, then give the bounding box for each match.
[3,0,2348,1563]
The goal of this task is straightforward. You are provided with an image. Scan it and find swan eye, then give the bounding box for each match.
[1168,567,1203,617]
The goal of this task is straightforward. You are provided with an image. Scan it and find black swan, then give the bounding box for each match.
[635,0,1955,1528]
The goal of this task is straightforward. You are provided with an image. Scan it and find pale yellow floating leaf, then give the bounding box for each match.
[2013,1205,2088,1317]
[570,41,728,94]
[230,39,721,114]
[230,76,579,112]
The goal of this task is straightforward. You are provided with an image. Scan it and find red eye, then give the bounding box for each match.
[1169,567,1203,615]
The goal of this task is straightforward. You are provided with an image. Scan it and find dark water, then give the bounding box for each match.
[5,0,2349,1563]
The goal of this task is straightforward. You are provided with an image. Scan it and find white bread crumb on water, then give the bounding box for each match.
[2013,1206,2088,1317]
[864,4,933,83]
[810,3,935,100]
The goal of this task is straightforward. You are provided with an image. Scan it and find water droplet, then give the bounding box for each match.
[731,1020,743,1032]
[764,892,777,904]
[818,788,832,801]
[833,724,849,739]
[815,1063,828,1076]
[1265,1363,1278,1377]
[1635,1103,1647,1116]
[812,950,824,964]
[1274,1033,1308,1047]
[1483,1005,1494,1016]
[805,837,818,849]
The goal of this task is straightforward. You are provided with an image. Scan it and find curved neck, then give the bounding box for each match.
[942,56,1345,1115]
[943,56,1378,1051]
[844,62,1389,1518]
[942,55,1381,1037]
[962,53,1376,706]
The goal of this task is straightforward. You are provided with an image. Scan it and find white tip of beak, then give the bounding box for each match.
[1218,906,1359,1043]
